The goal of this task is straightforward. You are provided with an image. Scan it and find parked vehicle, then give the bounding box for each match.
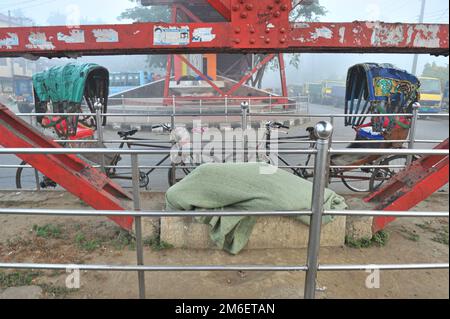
[418,77,443,114]
[441,80,449,112]
[305,82,322,103]
[13,76,34,113]
[321,80,345,106]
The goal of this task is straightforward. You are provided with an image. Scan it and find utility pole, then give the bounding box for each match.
[412,0,426,75]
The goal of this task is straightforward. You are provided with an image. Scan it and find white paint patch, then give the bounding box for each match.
[311,27,333,40]
[406,26,414,45]
[266,23,275,29]
[0,32,19,49]
[192,27,216,43]
[57,29,85,43]
[370,23,404,46]
[413,25,440,48]
[339,27,346,44]
[26,32,55,50]
[92,29,119,43]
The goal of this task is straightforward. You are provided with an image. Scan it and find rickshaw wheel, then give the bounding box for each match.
[339,167,373,193]
[369,155,419,192]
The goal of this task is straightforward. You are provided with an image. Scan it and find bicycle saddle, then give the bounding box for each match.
[118,129,138,138]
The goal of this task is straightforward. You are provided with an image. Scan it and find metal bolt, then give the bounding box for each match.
[265,38,271,44]
[267,4,274,9]
[280,4,288,11]
[273,11,281,18]
[240,12,248,19]
[279,38,286,44]
[280,27,286,34]
[245,3,253,10]
[232,4,240,11]
[249,38,256,44]
[235,27,241,34]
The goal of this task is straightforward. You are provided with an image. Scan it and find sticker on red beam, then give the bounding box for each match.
[154,25,190,45]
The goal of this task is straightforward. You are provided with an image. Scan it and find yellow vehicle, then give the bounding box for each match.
[418,77,442,114]
[321,80,346,106]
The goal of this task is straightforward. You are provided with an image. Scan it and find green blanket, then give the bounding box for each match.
[165,163,347,254]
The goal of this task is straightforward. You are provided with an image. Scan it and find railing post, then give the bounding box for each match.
[224,95,228,123]
[304,121,333,299]
[95,101,106,173]
[241,101,249,162]
[131,154,146,299]
[407,102,420,166]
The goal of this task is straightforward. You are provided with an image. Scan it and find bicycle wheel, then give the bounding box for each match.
[16,160,56,189]
[369,155,418,191]
[340,167,374,193]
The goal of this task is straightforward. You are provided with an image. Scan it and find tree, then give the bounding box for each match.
[421,62,449,90]
[118,0,327,69]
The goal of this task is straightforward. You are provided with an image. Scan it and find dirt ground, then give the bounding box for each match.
[0,190,448,299]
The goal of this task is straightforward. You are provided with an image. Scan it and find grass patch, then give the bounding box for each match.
[75,232,101,252]
[432,227,449,245]
[40,284,77,298]
[345,230,389,249]
[0,271,41,288]
[400,226,420,242]
[144,236,173,251]
[32,224,63,239]
[110,229,135,250]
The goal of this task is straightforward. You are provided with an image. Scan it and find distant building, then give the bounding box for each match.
[0,13,36,94]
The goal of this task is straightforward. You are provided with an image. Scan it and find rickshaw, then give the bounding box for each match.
[329,62,421,192]
[32,62,109,139]
[16,63,110,188]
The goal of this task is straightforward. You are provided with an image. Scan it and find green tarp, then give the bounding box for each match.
[165,163,347,254]
[32,62,107,104]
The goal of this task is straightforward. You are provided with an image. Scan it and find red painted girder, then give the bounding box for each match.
[0,22,448,57]
[176,54,226,95]
[226,54,275,96]
[206,0,231,20]
[0,104,134,230]
[372,159,449,233]
[288,21,449,54]
[365,139,449,232]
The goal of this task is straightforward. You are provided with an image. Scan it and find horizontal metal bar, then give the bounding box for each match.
[13,112,450,119]
[324,210,449,218]
[330,148,448,155]
[0,263,307,272]
[0,208,448,218]
[0,208,312,217]
[329,165,406,169]
[318,263,449,271]
[0,262,446,272]
[0,148,317,155]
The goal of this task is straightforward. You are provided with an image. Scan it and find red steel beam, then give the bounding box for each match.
[226,54,276,96]
[0,104,134,230]
[206,0,231,20]
[176,54,226,95]
[0,21,448,57]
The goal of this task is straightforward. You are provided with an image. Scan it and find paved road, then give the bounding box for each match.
[1,103,448,193]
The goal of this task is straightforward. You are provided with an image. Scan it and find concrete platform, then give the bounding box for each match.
[160,215,346,249]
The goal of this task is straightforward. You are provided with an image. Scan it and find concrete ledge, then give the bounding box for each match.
[161,216,346,249]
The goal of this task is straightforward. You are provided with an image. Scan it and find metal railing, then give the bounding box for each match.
[0,118,448,299]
